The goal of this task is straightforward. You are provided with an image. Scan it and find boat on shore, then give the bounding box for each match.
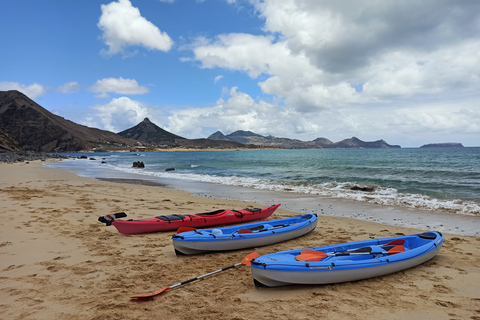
[98,204,281,235]
[250,231,444,287]
[172,213,318,255]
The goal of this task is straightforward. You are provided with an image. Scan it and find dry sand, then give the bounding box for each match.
[0,161,479,320]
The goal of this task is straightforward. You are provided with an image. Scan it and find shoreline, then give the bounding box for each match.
[52,160,480,237]
[1,161,479,319]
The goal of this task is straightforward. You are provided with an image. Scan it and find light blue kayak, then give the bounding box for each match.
[172,214,318,255]
[251,231,444,287]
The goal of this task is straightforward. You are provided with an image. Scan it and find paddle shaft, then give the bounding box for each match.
[130,252,259,299]
[171,262,242,289]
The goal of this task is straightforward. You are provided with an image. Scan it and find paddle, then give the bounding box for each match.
[130,252,259,299]
[238,224,288,234]
[176,227,196,234]
[98,212,127,226]
[296,241,406,262]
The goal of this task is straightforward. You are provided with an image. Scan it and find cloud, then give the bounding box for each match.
[214,75,223,83]
[165,87,320,139]
[88,97,151,132]
[89,77,149,96]
[191,0,480,113]
[0,82,47,99]
[57,81,80,94]
[98,0,173,56]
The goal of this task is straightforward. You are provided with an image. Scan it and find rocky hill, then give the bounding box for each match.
[117,117,186,147]
[118,118,249,149]
[0,91,253,152]
[0,90,136,152]
[208,130,401,149]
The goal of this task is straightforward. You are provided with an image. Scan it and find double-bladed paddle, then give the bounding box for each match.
[130,252,259,299]
[295,239,406,261]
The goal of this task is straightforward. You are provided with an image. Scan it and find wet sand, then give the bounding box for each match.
[0,161,479,320]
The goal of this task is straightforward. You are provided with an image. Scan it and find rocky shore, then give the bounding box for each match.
[0,151,68,163]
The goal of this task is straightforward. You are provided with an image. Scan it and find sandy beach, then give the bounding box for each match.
[1,160,479,320]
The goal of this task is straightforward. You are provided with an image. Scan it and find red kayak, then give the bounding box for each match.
[98,204,281,235]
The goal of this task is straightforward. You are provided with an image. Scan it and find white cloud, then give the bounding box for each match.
[98,0,173,56]
[214,75,223,83]
[0,82,47,99]
[191,1,480,109]
[57,81,80,94]
[185,0,480,145]
[89,77,149,95]
[88,97,150,132]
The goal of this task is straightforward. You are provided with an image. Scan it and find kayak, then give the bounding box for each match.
[98,204,281,235]
[250,231,444,287]
[172,213,318,255]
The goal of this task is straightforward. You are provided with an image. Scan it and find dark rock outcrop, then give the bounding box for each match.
[0,128,20,151]
[132,161,145,168]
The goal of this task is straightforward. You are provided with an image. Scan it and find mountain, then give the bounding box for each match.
[326,137,400,149]
[0,90,136,152]
[208,131,401,149]
[117,117,186,147]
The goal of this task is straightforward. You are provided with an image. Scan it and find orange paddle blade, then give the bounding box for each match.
[177,227,196,234]
[295,250,328,261]
[241,252,259,265]
[238,229,253,234]
[387,245,405,255]
[131,286,171,299]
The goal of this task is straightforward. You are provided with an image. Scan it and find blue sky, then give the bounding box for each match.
[1,0,479,147]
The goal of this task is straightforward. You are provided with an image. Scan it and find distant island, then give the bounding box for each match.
[420,143,464,148]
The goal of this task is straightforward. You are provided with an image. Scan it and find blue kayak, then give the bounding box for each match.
[172,214,318,255]
[251,231,444,287]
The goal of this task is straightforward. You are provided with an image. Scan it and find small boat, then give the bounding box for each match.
[172,214,318,255]
[98,204,281,235]
[250,231,444,287]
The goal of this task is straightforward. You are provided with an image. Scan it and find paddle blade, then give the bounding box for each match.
[241,252,259,265]
[238,229,253,234]
[177,227,196,234]
[384,239,405,246]
[295,250,328,261]
[130,286,171,299]
[387,245,405,255]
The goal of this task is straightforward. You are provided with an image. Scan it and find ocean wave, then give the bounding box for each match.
[107,165,480,216]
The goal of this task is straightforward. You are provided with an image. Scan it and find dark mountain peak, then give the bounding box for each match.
[208,131,228,140]
[117,118,185,145]
[229,130,263,137]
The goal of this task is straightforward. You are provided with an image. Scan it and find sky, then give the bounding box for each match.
[1,0,479,147]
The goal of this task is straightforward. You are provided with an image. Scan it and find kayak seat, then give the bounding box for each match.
[197,210,226,216]
[156,214,186,221]
[247,225,265,232]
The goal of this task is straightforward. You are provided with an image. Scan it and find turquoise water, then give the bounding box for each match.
[50,147,480,216]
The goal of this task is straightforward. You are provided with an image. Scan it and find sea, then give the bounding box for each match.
[47,147,480,235]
